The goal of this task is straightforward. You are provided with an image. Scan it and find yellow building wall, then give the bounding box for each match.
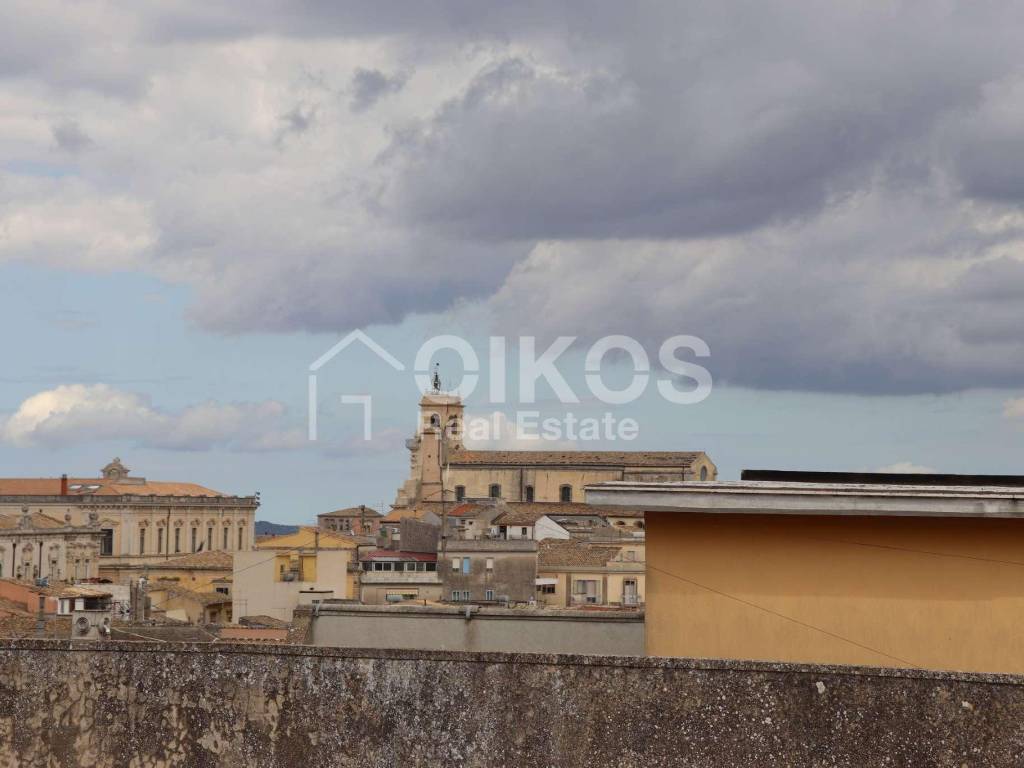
[647,512,1024,674]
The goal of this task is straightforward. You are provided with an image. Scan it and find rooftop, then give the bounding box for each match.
[586,480,1024,519]
[317,506,383,519]
[447,450,705,468]
[255,526,358,550]
[493,502,644,527]
[148,582,230,606]
[443,539,538,553]
[538,540,622,568]
[150,551,233,571]
[0,511,67,530]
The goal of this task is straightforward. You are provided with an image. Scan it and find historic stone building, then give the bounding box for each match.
[0,507,104,582]
[0,459,258,584]
[393,393,717,513]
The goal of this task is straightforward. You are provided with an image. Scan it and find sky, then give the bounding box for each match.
[1,1,1023,523]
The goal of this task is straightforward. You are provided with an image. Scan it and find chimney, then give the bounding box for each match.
[60,474,68,496]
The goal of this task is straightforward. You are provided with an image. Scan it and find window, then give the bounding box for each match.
[425,563,437,572]
[455,485,466,502]
[100,529,114,556]
[138,529,146,554]
[452,558,461,572]
[175,528,181,554]
[524,485,534,502]
[223,527,229,550]
[573,579,600,604]
[489,484,501,499]
[215,586,229,595]
[238,527,244,550]
[157,528,164,554]
[521,527,528,537]
[700,466,708,481]
[485,589,495,601]
[485,558,494,571]
[538,584,556,595]
[462,558,471,574]
[191,527,198,552]
[560,485,572,503]
[207,527,213,551]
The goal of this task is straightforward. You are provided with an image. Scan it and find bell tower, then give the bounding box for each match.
[392,374,465,510]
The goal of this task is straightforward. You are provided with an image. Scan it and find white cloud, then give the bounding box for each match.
[0,384,303,452]
[464,411,577,450]
[1003,398,1024,421]
[875,462,937,474]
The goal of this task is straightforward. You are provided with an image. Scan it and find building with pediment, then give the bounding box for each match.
[0,459,258,584]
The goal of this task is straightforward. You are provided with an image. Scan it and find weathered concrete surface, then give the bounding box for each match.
[308,602,645,655]
[1,639,1024,767]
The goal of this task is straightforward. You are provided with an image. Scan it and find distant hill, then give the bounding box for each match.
[255,520,299,537]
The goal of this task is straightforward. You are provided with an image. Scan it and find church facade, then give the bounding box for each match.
[393,393,717,513]
[0,459,259,584]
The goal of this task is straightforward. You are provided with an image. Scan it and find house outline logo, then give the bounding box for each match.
[308,329,405,441]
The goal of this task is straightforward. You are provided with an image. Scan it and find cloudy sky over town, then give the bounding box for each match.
[2,2,1024,521]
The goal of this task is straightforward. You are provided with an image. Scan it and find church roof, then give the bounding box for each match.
[446,450,706,468]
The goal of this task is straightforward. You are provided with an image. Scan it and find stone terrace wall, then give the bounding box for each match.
[1,639,1023,767]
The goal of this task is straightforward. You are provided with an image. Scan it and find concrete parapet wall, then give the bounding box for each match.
[308,603,645,655]
[1,639,1023,766]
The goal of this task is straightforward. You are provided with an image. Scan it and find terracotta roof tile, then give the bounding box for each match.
[154,551,233,570]
[149,582,230,607]
[538,540,622,568]
[0,477,228,497]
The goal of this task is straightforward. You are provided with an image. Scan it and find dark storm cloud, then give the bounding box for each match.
[4,1,1024,394]
[51,119,93,153]
[349,68,408,113]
